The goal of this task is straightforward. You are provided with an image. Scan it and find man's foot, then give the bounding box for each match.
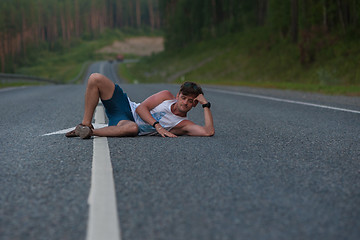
[65,124,93,139]
[75,124,93,139]
[65,129,77,138]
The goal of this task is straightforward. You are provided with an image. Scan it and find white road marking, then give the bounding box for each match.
[207,88,360,114]
[86,102,121,240]
[41,124,108,136]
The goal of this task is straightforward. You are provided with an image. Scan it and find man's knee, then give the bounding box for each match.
[88,73,105,87]
[117,121,138,137]
[87,73,115,100]
[127,123,139,137]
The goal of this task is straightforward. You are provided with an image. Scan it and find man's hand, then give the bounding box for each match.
[195,94,208,105]
[155,124,177,138]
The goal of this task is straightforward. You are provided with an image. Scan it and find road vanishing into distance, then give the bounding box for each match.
[1,60,360,240]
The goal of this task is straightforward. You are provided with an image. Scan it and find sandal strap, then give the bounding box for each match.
[79,123,94,129]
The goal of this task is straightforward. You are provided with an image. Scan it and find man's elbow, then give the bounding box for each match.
[135,105,145,115]
[135,106,140,115]
[205,129,215,137]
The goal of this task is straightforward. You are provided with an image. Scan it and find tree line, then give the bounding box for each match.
[1,0,359,73]
[159,0,359,64]
[0,0,161,72]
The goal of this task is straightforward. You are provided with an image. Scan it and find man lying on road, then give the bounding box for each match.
[66,73,214,139]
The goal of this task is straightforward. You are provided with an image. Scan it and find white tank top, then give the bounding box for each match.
[128,99,187,136]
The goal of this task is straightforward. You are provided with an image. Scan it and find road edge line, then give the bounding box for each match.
[207,88,360,114]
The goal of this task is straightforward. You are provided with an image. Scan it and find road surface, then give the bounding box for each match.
[1,60,360,240]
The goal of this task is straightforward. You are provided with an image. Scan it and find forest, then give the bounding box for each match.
[160,0,359,64]
[0,0,161,72]
[1,0,359,75]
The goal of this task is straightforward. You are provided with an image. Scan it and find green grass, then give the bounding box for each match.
[118,63,139,83]
[15,28,157,84]
[122,29,360,95]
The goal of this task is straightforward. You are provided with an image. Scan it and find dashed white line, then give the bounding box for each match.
[207,88,360,114]
[86,102,121,240]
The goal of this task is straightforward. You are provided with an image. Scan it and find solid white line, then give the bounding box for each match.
[207,88,360,114]
[86,102,121,240]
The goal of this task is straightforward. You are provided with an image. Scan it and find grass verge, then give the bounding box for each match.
[121,29,360,96]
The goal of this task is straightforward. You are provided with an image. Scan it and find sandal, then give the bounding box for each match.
[65,129,77,138]
[75,124,93,139]
[65,124,94,138]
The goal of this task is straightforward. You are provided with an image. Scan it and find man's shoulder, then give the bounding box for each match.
[139,90,175,110]
[157,90,175,100]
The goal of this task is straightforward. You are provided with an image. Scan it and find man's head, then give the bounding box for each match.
[179,82,203,97]
[174,82,203,115]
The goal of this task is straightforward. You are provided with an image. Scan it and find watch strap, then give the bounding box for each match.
[202,102,211,108]
[152,121,160,128]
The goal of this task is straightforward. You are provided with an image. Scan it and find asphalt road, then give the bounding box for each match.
[1,60,360,240]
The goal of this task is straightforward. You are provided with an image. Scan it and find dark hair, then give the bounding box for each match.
[179,82,203,96]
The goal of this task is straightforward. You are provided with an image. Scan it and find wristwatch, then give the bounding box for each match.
[202,102,211,109]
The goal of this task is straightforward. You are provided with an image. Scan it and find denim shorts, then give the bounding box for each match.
[101,84,135,126]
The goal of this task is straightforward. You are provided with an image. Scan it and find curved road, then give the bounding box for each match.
[1,61,360,240]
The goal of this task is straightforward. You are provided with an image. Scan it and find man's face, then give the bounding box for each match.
[176,93,197,113]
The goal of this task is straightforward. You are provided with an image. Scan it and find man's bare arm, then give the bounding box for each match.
[135,90,177,138]
[173,94,215,136]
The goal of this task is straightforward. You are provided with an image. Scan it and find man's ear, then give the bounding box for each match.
[193,100,199,107]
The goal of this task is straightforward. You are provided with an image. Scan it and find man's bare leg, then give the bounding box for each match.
[81,73,115,127]
[92,120,138,137]
[79,73,139,137]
